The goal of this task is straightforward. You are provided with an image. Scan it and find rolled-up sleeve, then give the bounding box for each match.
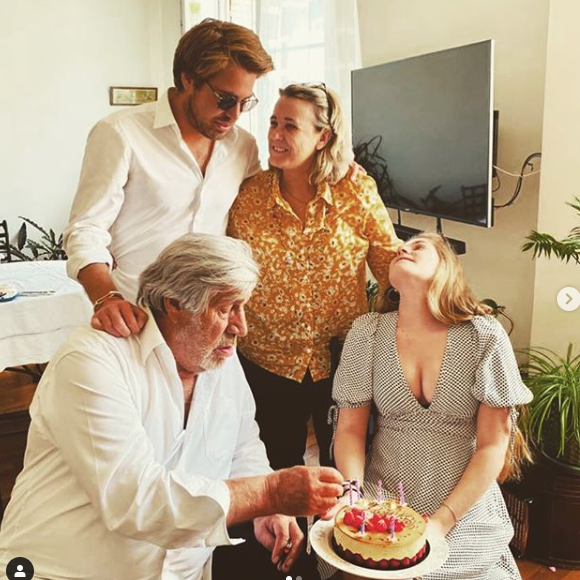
[63,121,130,280]
[40,346,235,550]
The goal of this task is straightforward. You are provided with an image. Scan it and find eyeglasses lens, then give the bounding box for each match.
[208,81,258,113]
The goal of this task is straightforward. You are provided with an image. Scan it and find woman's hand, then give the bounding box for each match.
[428,507,455,538]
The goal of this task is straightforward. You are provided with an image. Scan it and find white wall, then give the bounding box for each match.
[357,0,550,351]
[0,0,181,240]
[530,0,580,352]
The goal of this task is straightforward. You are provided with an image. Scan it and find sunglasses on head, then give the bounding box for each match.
[301,82,333,123]
[205,80,259,113]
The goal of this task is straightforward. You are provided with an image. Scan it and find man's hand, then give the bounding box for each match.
[266,466,343,516]
[92,298,148,337]
[319,492,350,521]
[254,515,303,574]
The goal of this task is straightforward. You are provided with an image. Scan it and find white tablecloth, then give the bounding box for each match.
[0,261,92,371]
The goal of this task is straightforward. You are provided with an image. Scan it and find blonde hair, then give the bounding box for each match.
[379,232,491,323]
[173,18,274,90]
[498,415,533,483]
[278,83,353,185]
[379,232,531,481]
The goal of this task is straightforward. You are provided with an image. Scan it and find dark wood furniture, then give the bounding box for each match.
[505,455,580,569]
[0,373,37,522]
[0,219,11,262]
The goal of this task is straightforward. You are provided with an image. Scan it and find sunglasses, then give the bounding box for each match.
[301,82,333,123]
[206,80,259,113]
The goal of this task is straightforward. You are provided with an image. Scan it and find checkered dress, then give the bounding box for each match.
[331,312,532,580]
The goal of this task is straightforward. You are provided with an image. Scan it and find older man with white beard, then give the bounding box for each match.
[0,234,343,580]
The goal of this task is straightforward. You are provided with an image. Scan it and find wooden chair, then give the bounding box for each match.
[0,220,11,263]
[0,372,38,522]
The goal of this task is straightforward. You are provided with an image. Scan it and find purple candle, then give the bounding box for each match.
[349,483,354,506]
[360,511,366,536]
[377,479,383,503]
[398,481,406,506]
[390,516,395,540]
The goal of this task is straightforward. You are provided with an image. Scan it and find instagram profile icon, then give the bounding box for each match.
[6,557,34,579]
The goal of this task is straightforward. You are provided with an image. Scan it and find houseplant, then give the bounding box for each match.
[7,216,66,261]
[522,196,580,264]
[520,196,579,465]
[518,344,580,467]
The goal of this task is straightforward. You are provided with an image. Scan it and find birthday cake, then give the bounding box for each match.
[333,498,428,570]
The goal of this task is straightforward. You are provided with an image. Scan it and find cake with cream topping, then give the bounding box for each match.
[333,499,428,570]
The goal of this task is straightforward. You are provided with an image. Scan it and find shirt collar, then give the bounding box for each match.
[153,90,177,129]
[153,88,241,148]
[267,170,335,209]
[136,306,168,365]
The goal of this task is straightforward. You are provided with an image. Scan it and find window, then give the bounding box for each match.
[181,0,360,164]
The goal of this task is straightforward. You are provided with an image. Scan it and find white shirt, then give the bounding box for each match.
[63,91,261,301]
[0,313,271,580]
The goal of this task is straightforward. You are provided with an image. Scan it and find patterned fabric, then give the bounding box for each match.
[333,312,533,580]
[227,169,400,382]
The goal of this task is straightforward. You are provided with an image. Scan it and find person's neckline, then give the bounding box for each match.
[392,311,451,410]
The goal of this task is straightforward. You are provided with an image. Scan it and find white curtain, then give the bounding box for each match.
[251,0,361,164]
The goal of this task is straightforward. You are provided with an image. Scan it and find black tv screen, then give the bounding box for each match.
[352,40,494,227]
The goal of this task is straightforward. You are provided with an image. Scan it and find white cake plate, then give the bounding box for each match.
[310,518,449,579]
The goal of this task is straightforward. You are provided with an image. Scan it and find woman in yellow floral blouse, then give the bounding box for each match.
[227,83,401,471]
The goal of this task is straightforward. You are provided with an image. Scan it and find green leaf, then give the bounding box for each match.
[17,222,27,250]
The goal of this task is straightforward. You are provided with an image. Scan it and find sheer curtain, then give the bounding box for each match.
[181,0,361,165]
[252,0,361,164]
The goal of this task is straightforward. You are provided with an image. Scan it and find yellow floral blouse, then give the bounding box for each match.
[227,169,401,382]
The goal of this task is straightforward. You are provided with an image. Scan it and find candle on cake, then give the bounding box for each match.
[398,481,407,506]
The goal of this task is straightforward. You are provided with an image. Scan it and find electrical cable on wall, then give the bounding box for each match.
[493,152,542,209]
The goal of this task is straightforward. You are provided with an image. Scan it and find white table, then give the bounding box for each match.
[0,261,92,371]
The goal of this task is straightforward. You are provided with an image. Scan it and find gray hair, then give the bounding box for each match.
[278,83,354,185]
[137,233,259,315]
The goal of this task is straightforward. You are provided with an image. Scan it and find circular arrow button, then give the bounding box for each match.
[557,287,580,312]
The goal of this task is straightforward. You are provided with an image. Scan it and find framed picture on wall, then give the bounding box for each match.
[109,87,158,106]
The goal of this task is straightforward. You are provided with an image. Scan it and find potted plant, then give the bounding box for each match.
[522,196,580,264]
[519,344,580,468]
[520,196,580,466]
[512,198,580,568]
[7,216,66,261]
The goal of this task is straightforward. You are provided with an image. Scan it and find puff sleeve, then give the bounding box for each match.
[332,313,380,408]
[471,316,532,407]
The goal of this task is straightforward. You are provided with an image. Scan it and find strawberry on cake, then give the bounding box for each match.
[333,499,428,570]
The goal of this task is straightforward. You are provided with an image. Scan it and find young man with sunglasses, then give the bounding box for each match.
[63,19,274,337]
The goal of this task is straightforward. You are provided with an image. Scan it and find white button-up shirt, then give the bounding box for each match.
[0,313,271,580]
[63,91,261,301]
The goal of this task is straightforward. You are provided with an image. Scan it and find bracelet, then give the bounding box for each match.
[93,290,124,311]
[441,502,458,525]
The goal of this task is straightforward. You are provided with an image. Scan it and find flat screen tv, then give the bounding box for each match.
[352,40,494,227]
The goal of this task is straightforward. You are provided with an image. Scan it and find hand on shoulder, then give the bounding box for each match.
[92,298,148,338]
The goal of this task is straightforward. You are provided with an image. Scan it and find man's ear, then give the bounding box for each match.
[163,297,182,321]
[181,73,194,92]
